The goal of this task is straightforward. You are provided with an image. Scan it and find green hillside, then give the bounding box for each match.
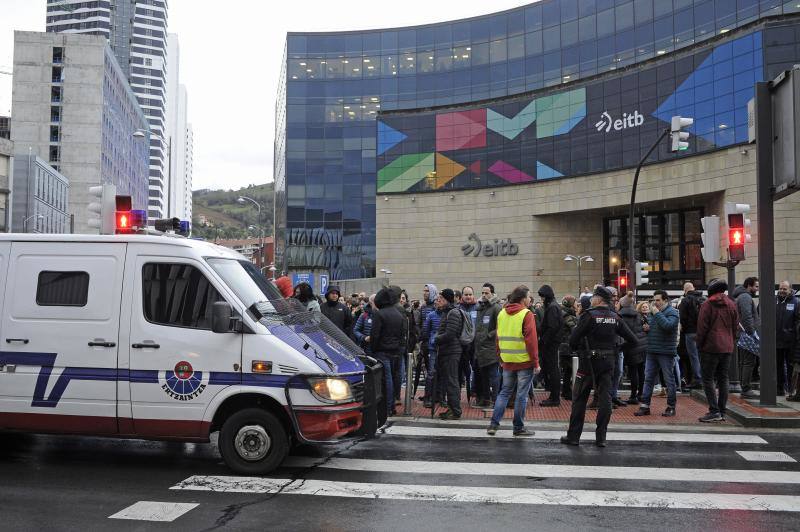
[192,183,274,241]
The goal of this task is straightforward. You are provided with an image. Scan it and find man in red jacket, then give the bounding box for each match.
[695,278,739,423]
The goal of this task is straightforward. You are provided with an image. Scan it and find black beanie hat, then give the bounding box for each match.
[441,288,455,304]
[707,278,728,296]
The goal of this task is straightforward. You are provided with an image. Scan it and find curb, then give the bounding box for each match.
[689,390,800,428]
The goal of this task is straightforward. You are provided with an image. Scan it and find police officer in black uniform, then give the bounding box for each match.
[561,286,638,447]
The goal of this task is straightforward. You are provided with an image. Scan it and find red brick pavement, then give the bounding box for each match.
[403,389,738,425]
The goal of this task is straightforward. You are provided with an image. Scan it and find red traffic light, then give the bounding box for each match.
[618,268,629,289]
[116,211,131,233]
[730,229,743,245]
[727,213,745,260]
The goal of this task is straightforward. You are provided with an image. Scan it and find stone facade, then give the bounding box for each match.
[377,146,800,298]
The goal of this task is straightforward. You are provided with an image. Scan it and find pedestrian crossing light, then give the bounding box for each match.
[635,262,650,286]
[618,269,629,291]
[87,183,116,234]
[700,215,721,263]
[725,203,751,261]
[670,116,694,152]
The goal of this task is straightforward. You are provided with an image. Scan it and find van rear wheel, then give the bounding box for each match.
[219,408,289,475]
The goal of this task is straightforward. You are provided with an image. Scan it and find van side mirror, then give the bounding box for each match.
[211,301,234,333]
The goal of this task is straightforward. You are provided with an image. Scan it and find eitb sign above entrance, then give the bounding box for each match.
[461,233,519,258]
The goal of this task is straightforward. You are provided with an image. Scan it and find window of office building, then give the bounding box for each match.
[603,208,704,289]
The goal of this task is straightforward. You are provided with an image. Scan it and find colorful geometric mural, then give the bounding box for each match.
[377,152,435,193]
[376,32,762,194]
[436,109,487,152]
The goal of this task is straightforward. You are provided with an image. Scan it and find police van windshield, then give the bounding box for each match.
[206,258,283,311]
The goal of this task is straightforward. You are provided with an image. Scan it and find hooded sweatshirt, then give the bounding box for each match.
[537,285,564,349]
[696,293,739,354]
[418,283,438,340]
[321,286,352,334]
[495,302,539,370]
[370,287,407,357]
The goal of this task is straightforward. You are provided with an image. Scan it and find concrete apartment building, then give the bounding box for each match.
[10,31,149,234]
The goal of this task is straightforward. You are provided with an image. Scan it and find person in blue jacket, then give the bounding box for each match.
[635,290,680,417]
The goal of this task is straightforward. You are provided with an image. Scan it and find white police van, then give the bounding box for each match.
[0,231,384,474]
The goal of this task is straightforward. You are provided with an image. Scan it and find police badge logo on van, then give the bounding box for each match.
[161,361,208,401]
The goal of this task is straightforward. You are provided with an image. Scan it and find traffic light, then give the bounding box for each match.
[618,268,629,291]
[725,203,751,261]
[635,261,650,286]
[670,116,694,152]
[87,183,116,234]
[115,195,133,234]
[700,215,720,262]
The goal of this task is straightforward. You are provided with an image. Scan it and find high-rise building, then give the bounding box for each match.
[184,121,193,220]
[164,32,191,220]
[12,153,70,234]
[46,0,169,222]
[10,31,149,234]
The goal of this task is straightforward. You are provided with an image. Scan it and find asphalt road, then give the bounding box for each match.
[2,418,800,531]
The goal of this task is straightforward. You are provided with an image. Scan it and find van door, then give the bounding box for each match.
[126,250,242,439]
[0,242,125,433]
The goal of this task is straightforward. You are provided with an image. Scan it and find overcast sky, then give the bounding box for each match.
[0,0,530,191]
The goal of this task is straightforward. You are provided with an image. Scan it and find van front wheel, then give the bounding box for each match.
[219,408,289,475]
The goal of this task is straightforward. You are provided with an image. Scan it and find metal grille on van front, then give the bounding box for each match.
[351,380,365,402]
[277,364,299,374]
[257,297,364,362]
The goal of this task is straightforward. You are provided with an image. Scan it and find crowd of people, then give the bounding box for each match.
[272,274,800,442]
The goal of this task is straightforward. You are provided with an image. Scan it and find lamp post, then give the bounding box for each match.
[239,196,264,269]
[564,255,594,295]
[379,268,392,285]
[23,214,44,233]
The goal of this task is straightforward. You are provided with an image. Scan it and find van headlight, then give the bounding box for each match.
[307,377,354,403]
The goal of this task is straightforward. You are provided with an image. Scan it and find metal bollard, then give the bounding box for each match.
[572,355,579,388]
[403,351,415,416]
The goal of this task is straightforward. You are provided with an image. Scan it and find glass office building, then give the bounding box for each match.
[276,0,800,281]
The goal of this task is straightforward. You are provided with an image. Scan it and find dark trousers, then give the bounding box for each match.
[475,362,500,403]
[541,343,560,401]
[373,353,396,414]
[777,348,791,394]
[567,354,614,442]
[700,352,731,415]
[560,355,573,399]
[628,362,644,400]
[439,354,462,416]
[740,348,759,392]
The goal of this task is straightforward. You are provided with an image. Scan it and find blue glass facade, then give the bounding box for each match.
[275,1,800,280]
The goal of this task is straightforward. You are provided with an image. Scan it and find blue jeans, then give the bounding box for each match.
[641,353,677,408]
[673,356,682,390]
[374,353,395,414]
[490,367,534,430]
[684,333,702,383]
[610,351,623,399]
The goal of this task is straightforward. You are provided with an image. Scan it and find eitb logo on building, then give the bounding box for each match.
[595,110,645,133]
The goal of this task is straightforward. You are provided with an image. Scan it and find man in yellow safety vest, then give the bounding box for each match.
[487,285,541,437]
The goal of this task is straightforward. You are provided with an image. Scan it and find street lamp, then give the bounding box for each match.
[379,268,392,284]
[238,196,265,269]
[23,214,44,232]
[564,255,594,295]
[268,264,277,280]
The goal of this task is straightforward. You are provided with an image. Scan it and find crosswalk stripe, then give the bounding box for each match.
[737,451,797,463]
[108,501,199,522]
[384,425,768,444]
[282,457,800,484]
[171,476,800,512]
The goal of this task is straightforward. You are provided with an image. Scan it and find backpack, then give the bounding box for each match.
[687,293,706,323]
[456,308,475,346]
